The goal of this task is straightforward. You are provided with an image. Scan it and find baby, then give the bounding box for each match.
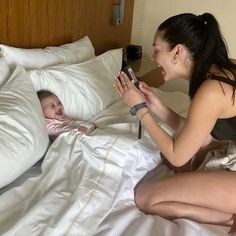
[37,90,96,138]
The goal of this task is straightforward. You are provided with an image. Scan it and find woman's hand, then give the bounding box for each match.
[139,82,164,115]
[114,71,146,108]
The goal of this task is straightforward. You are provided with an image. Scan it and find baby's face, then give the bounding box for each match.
[41,95,65,119]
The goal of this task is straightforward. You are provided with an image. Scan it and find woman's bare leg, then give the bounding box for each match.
[135,170,236,227]
[142,201,233,226]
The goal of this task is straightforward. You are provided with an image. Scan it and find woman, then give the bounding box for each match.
[114,13,236,233]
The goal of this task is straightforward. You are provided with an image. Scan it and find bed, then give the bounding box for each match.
[0,1,231,236]
[0,37,230,236]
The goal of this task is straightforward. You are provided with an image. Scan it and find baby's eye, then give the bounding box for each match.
[50,104,55,109]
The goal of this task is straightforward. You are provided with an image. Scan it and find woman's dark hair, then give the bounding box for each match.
[157,13,236,99]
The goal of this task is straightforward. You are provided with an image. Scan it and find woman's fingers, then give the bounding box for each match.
[139,82,153,96]
[114,82,123,96]
[114,77,128,95]
[119,71,132,87]
[140,81,148,87]
[114,71,133,95]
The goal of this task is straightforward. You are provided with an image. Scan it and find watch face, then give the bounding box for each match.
[130,106,137,116]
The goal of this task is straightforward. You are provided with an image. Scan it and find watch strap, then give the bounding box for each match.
[130,102,147,116]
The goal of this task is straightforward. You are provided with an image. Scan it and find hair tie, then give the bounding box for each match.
[198,14,207,25]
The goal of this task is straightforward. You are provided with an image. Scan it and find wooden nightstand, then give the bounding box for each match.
[127,55,164,87]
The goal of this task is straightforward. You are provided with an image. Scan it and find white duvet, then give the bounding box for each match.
[0,128,161,236]
[0,89,229,236]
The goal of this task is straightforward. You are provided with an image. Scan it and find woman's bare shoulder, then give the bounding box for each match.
[195,78,232,101]
[191,78,236,118]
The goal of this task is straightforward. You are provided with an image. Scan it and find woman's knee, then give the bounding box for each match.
[134,182,158,213]
[135,184,184,219]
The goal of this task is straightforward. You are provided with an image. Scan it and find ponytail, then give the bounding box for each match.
[157,13,236,99]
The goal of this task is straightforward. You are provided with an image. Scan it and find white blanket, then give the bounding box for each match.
[95,162,229,236]
[0,129,160,236]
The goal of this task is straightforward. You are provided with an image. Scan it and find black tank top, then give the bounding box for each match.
[209,75,236,140]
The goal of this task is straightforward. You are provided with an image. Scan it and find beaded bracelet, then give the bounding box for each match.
[139,110,150,123]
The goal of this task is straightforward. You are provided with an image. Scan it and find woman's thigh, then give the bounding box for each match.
[135,170,236,213]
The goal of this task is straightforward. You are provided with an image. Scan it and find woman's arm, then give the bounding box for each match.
[115,72,223,167]
[138,80,222,166]
[141,84,186,133]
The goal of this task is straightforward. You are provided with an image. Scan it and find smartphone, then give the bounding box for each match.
[122,65,140,89]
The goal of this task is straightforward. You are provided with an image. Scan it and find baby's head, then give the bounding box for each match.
[37,90,65,119]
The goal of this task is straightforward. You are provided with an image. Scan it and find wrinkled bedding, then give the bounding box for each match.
[0,89,229,236]
[0,128,160,235]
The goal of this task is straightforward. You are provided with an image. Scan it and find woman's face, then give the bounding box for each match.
[152,32,191,81]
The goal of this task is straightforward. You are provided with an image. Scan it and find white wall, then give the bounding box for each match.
[131,0,236,59]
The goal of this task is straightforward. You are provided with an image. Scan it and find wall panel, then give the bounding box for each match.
[0,0,134,54]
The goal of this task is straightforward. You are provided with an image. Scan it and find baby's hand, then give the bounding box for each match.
[78,123,96,135]
[77,126,89,134]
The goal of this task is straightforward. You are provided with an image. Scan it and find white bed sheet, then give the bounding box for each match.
[94,163,229,236]
[0,128,160,235]
[0,88,229,236]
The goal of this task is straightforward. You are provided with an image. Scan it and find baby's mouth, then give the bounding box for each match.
[56,108,63,115]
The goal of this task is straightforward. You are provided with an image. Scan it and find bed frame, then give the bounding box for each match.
[0,0,134,55]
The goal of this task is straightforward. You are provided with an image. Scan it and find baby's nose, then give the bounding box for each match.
[56,107,62,114]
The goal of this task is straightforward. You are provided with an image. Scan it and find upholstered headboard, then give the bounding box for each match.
[0,0,134,54]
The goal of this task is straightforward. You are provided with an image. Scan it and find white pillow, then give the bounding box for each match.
[0,36,95,69]
[29,48,122,120]
[0,61,49,188]
[0,59,10,85]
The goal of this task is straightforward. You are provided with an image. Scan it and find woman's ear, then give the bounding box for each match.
[171,44,185,64]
